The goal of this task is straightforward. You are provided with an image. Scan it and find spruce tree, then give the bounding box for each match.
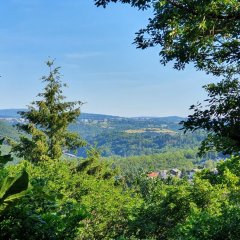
[13,60,85,162]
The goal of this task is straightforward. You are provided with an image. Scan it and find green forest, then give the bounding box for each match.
[1,0,240,239]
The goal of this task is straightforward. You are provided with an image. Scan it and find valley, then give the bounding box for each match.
[0,109,222,175]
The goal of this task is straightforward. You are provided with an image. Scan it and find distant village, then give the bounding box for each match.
[147,167,219,180]
[0,117,26,124]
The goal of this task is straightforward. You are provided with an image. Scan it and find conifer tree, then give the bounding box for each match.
[13,60,85,162]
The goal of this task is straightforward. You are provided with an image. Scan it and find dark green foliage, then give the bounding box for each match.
[0,138,29,213]
[0,169,28,213]
[0,160,85,240]
[0,138,12,166]
[0,150,140,240]
[76,147,115,180]
[95,0,240,76]
[182,77,240,156]
[12,61,85,162]
[74,152,141,240]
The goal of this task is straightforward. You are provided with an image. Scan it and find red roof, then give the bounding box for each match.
[147,172,159,178]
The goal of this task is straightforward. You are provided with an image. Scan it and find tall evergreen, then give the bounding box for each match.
[13,60,85,162]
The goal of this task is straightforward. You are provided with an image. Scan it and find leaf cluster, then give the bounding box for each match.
[0,139,29,214]
[95,0,240,75]
[182,77,240,155]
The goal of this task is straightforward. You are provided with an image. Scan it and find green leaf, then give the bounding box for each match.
[0,169,29,209]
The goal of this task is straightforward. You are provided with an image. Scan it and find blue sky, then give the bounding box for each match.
[0,0,218,117]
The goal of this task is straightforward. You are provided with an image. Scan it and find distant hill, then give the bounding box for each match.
[0,109,185,122]
[0,109,25,118]
[132,116,185,122]
[0,121,19,140]
[0,109,203,158]
[79,113,121,120]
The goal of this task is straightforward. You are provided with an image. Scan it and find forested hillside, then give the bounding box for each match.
[0,120,19,140]
[0,109,206,157]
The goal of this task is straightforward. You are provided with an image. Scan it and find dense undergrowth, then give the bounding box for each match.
[1,147,240,239]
